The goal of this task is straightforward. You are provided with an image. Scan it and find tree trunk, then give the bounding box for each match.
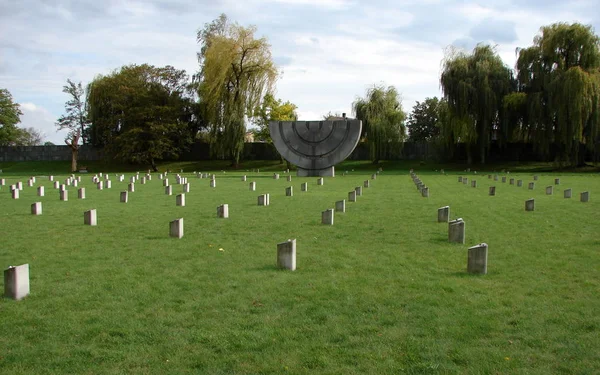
[150,157,158,172]
[467,146,473,165]
[71,147,78,173]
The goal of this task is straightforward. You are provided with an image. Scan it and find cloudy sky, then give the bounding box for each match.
[1,0,598,144]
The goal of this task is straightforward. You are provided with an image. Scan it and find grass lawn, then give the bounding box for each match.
[1,161,599,374]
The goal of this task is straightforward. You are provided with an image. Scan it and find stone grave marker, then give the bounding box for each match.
[273,173,280,180]
[467,243,488,275]
[258,194,270,206]
[165,186,172,195]
[517,180,523,187]
[494,175,498,181]
[242,175,247,182]
[210,180,216,188]
[120,191,128,203]
[277,239,296,271]
[364,180,370,188]
[28,180,33,187]
[169,218,183,238]
[217,204,229,218]
[355,186,363,196]
[17,181,23,190]
[335,200,346,213]
[463,177,468,185]
[525,198,535,211]
[448,218,465,244]
[564,188,572,198]
[97,181,103,190]
[84,209,97,225]
[528,182,535,190]
[555,178,560,185]
[163,179,169,187]
[546,186,553,195]
[580,191,589,202]
[183,183,190,193]
[471,180,477,188]
[286,186,293,197]
[348,190,357,202]
[458,176,463,183]
[301,182,308,192]
[533,175,539,181]
[176,194,186,207]
[438,206,449,223]
[489,186,496,196]
[31,202,42,215]
[287,175,292,182]
[422,187,429,197]
[77,188,85,199]
[509,178,514,185]
[317,178,324,186]
[49,175,54,181]
[37,186,44,197]
[60,190,68,201]
[128,183,135,192]
[249,181,256,191]
[502,176,506,183]
[321,208,334,225]
[4,264,30,300]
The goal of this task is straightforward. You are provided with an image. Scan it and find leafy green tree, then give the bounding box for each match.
[197,14,278,166]
[14,127,43,146]
[56,79,90,172]
[512,22,600,166]
[0,88,23,146]
[253,93,298,142]
[87,64,199,171]
[44,141,55,146]
[407,97,446,142]
[253,93,298,168]
[352,84,407,163]
[440,44,515,164]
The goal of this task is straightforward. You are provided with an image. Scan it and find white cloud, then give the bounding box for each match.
[1,0,598,135]
[18,102,68,145]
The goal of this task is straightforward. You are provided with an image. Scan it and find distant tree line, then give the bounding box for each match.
[3,18,598,171]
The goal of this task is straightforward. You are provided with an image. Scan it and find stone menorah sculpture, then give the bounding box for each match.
[269,119,362,177]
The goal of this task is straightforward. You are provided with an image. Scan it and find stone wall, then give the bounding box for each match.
[0,145,104,162]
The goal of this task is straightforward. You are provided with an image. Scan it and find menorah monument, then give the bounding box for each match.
[269,119,362,177]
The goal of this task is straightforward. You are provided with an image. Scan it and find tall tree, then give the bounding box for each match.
[253,93,298,168]
[56,79,90,172]
[87,64,199,171]
[0,88,23,146]
[197,14,278,166]
[512,22,600,166]
[407,97,446,142]
[440,45,515,164]
[14,127,44,146]
[352,84,407,163]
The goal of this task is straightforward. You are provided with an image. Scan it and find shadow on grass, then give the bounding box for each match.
[251,264,287,272]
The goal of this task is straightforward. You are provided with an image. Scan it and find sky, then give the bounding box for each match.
[1,0,598,144]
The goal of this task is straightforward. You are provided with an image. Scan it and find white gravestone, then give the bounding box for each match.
[120,191,128,203]
[4,264,30,300]
[249,182,256,191]
[217,204,229,218]
[277,239,296,271]
[165,186,172,195]
[564,189,572,198]
[348,190,357,202]
[31,202,42,215]
[467,243,488,275]
[438,206,449,223]
[335,200,346,212]
[286,186,293,197]
[321,208,334,225]
[37,186,44,197]
[78,188,86,199]
[580,191,589,202]
[60,190,68,201]
[301,182,308,192]
[170,218,184,238]
[84,209,97,226]
[176,194,186,207]
[448,218,465,244]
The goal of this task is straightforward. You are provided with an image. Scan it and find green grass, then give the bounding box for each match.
[0,163,599,374]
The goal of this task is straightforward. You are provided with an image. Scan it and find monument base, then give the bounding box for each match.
[297,167,335,177]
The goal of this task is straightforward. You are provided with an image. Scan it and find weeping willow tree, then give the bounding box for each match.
[512,22,600,166]
[440,45,515,164]
[352,85,406,163]
[197,14,278,167]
